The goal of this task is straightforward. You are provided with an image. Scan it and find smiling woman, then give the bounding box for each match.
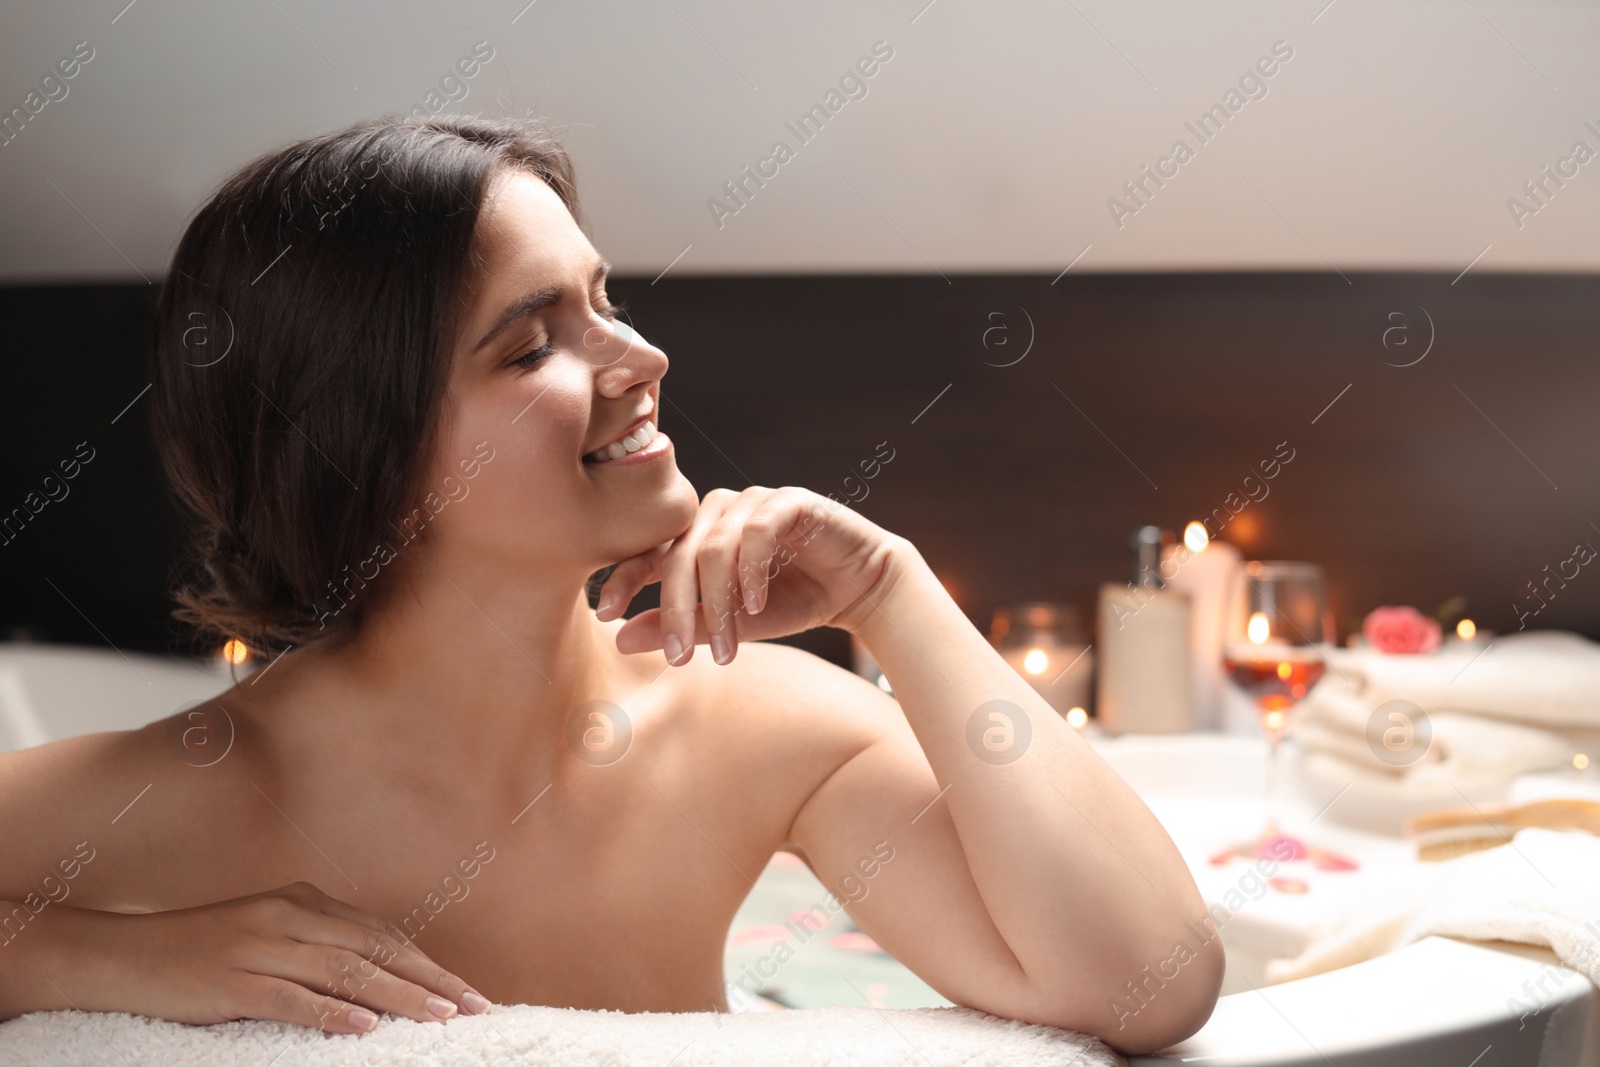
[0,114,1222,1057]
[148,115,597,654]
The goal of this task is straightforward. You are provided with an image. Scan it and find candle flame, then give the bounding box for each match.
[1022,648,1049,675]
[1456,618,1476,640]
[1183,522,1209,554]
[1247,612,1270,644]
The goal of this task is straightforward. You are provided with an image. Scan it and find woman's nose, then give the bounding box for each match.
[584,313,667,386]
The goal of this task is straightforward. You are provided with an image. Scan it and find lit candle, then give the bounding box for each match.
[1161,523,1244,731]
[999,636,1092,715]
[990,603,1092,717]
[1445,616,1491,648]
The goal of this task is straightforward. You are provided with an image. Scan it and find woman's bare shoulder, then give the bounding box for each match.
[0,704,262,907]
[692,638,920,788]
[723,639,915,729]
[0,726,154,899]
[714,639,901,723]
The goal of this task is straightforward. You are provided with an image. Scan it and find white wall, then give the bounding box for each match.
[1,0,1596,280]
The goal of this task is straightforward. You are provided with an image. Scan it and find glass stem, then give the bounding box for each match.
[1265,727,1282,834]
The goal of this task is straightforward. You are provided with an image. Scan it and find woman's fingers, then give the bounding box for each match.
[738,488,818,616]
[656,488,740,665]
[594,545,666,622]
[82,880,495,1036]
[612,606,722,654]
[610,486,840,661]
[263,883,489,1015]
[259,931,462,1027]
[275,906,485,1020]
[229,975,384,1035]
[697,488,772,664]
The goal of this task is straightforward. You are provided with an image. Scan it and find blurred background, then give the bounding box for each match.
[2,0,1597,664]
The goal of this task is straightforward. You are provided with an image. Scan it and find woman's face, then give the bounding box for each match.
[413,168,699,578]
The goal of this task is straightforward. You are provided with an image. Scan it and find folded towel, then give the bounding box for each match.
[1301,630,1600,745]
[0,1001,1121,1066]
[1264,826,1600,987]
[1285,632,1594,832]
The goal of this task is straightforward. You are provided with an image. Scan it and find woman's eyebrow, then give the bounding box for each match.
[473,258,611,354]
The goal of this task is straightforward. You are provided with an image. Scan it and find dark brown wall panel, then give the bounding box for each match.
[2,272,1595,662]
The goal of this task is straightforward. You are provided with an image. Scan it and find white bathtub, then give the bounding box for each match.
[1088,731,1600,1067]
[0,643,237,751]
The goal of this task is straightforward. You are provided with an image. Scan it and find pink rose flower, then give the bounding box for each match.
[1362,605,1442,654]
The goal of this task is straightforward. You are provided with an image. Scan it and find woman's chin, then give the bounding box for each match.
[605,470,700,555]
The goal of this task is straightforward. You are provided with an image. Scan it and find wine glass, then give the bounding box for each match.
[1217,561,1337,863]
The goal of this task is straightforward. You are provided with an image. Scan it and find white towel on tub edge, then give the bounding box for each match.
[0,1001,1125,1067]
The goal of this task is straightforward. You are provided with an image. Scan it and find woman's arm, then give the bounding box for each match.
[808,539,1223,1052]
[0,740,488,1032]
[605,487,1223,1055]
[0,899,77,1019]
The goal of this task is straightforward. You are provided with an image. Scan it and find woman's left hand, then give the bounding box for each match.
[599,486,907,665]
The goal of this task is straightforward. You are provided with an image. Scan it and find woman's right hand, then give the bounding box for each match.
[52,881,490,1035]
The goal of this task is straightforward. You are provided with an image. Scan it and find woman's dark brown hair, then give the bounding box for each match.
[150,114,581,656]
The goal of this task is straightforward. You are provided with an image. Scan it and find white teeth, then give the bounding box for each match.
[590,420,656,464]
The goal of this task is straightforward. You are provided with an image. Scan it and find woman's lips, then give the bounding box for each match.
[584,419,667,465]
[589,428,671,468]
[584,411,652,460]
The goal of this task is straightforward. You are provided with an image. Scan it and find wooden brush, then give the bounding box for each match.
[1404,798,1600,862]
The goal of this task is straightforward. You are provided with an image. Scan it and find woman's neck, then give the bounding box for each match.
[246,556,623,795]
